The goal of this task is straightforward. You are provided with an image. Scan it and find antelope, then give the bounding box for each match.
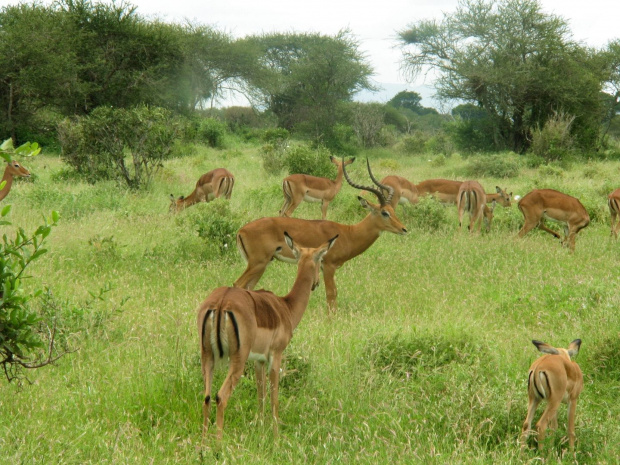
[380,176,511,210]
[198,232,337,440]
[0,160,31,202]
[517,189,590,251]
[457,180,487,233]
[234,159,407,313]
[521,339,583,453]
[607,188,620,238]
[279,156,356,219]
[169,168,234,212]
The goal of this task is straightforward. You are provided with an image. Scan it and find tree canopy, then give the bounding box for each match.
[398,0,610,152]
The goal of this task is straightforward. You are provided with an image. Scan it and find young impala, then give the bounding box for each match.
[234,159,407,313]
[0,160,31,202]
[457,180,487,233]
[517,189,590,251]
[198,232,337,440]
[279,156,355,219]
[169,168,234,212]
[521,339,583,453]
[607,188,620,238]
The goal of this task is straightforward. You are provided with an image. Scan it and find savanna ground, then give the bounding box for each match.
[1,144,619,464]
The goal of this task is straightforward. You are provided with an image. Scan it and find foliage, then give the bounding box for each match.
[196,118,228,148]
[243,30,374,143]
[529,111,576,162]
[399,0,608,153]
[58,105,179,188]
[407,196,450,231]
[399,132,429,154]
[174,199,242,258]
[463,153,522,178]
[350,102,385,148]
[0,206,63,382]
[448,104,497,153]
[284,144,336,178]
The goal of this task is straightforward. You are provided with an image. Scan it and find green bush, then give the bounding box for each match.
[285,144,336,178]
[407,196,450,231]
[399,132,428,154]
[197,118,228,148]
[58,105,179,188]
[530,112,576,162]
[464,153,521,178]
[175,199,242,257]
[0,206,63,382]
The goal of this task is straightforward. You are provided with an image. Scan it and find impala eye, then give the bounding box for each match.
[381,210,390,218]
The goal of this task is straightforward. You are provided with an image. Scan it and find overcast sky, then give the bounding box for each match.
[2,0,618,105]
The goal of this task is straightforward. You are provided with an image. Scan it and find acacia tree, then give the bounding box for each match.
[243,30,375,144]
[399,0,608,152]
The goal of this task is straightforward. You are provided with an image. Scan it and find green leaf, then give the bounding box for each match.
[1,205,11,217]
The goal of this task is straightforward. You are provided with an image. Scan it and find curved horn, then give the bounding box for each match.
[365,158,394,205]
[342,157,387,206]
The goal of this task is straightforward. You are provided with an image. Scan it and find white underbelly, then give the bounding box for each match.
[303,194,322,203]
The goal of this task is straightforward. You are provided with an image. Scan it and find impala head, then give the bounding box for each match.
[495,186,512,207]
[169,194,185,213]
[343,158,407,235]
[331,155,356,168]
[532,339,581,360]
[5,160,30,178]
[282,231,338,290]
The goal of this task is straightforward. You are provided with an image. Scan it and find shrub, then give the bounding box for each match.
[285,144,336,178]
[58,105,179,188]
[464,153,521,178]
[408,196,450,232]
[530,111,576,162]
[0,206,65,382]
[196,118,228,148]
[399,132,428,154]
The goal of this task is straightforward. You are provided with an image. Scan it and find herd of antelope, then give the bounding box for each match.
[0,155,597,452]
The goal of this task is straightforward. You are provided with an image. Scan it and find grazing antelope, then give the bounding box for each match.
[607,188,620,238]
[521,339,583,453]
[0,160,31,202]
[517,189,590,251]
[379,175,419,207]
[279,156,356,219]
[198,232,337,440]
[234,159,407,313]
[380,176,511,212]
[457,180,487,233]
[169,168,234,212]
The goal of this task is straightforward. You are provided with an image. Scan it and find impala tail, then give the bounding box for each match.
[201,308,241,361]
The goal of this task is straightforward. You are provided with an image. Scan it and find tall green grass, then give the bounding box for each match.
[1,147,619,464]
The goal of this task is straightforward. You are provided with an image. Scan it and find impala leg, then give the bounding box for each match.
[567,398,578,452]
[521,396,541,451]
[610,207,619,238]
[234,261,269,290]
[321,200,329,220]
[215,352,248,440]
[537,220,562,240]
[201,353,215,436]
[269,353,283,436]
[255,361,267,418]
[535,398,562,450]
[323,265,338,313]
[279,195,292,217]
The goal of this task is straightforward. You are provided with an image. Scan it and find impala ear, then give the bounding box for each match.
[532,340,560,355]
[283,231,300,258]
[169,194,175,202]
[567,339,582,358]
[496,186,502,193]
[358,196,374,210]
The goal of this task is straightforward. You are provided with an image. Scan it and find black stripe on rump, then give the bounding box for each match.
[216,309,224,358]
[227,311,240,352]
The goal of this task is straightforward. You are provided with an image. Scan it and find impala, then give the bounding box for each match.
[234,159,407,312]
[0,160,31,202]
[517,189,590,251]
[379,175,419,207]
[279,156,356,219]
[198,232,337,439]
[457,180,487,233]
[169,168,234,212]
[521,339,583,453]
[380,176,511,211]
[607,188,620,238]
